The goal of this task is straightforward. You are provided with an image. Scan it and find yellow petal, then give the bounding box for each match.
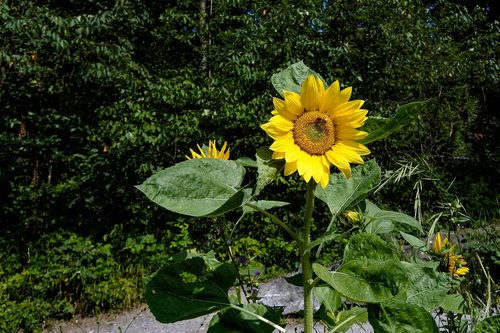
[337,140,371,155]
[311,155,324,183]
[325,150,352,178]
[301,75,324,112]
[336,128,368,140]
[331,145,364,164]
[319,80,341,113]
[269,115,294,131]
[284,160,298,176]
[284,91,304,116]
[269,133,294,152]
[338,86,352,104]
[272,151,286,159]
[433,233,442,253]
[297,150,313,182]
[261,123,289,140]
[285,144,301,162]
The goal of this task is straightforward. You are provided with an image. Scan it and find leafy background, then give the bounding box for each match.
[0,0,498,331]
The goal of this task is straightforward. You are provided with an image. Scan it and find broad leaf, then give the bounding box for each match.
[400,231,426,249]
[440,294,467,314]
[343,233,398,262]
[359,101,427,145]
[316,160,381,218]
[365,218,394,234]
[208,304,283,333]
[368,210,423,233]
[243,200,289,213]
[136,158,250,217]
[368,301,439,333]
[145,251,237,323]
[400,261,451,311]
[313,260,408,304]
[254,147,284,195]
[332,307,368,333]
[314,286,342,315]
[271,61,324,96]
[315,160,381,254]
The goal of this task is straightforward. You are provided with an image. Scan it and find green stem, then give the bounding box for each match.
[302,181,316,333]
[244,203,301,246]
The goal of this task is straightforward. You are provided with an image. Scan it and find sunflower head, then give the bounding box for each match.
[261,74,370,188]
[432,233,468,277]
[186,140,230,160]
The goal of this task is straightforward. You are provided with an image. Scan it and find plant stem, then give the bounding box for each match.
[302,181,316,333]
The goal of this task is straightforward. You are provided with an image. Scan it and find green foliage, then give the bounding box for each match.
[209,304,283,333]
[0,0,498,330]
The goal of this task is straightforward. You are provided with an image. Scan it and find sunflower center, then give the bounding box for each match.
[293,111,335,155]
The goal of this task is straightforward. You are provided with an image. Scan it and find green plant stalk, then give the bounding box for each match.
[302,181,317,333]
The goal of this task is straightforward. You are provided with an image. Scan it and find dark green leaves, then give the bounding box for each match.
[145,251,237,323]
[136,158,250,217]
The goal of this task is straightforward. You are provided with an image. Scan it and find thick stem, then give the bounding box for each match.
[302,181,316,333]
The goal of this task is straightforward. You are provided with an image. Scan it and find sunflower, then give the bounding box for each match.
[261,75,370,188]
[186,140,230,160]
[432,233,469,277]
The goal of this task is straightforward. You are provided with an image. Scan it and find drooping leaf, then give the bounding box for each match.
[208,304,283,333]
[271,61,325,96]
[254,147,284,195]
[136,158,250,217]
[145,251,237,323]
[313,260,408,304]
[368,301,439,333]
[359,101,428,145]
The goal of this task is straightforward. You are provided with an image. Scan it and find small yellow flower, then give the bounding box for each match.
[261,75,370,189]
[186,140,230,160]
[432,233,468,277]
[344,210,363,223]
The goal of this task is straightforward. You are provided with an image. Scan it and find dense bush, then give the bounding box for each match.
[0,0,498,331]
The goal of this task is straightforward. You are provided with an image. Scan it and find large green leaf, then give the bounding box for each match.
[359,101,428,145]
[368,301,439,333]
[473,315,500,333]
[254,147,284,195]
[314,286,342,315]
[136,158,250,217]
[367,210,423,233]
[400,261,451,311]
[271,61,324,96]
[208,304,283,333]
[243,200,289,213]
[440,294,467,314]
[316,160,381,219]
[314,160,381,254]
[313,260,408,304]
[343,233,398,262]
[400,231,426,249]
[145,251,237,323]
